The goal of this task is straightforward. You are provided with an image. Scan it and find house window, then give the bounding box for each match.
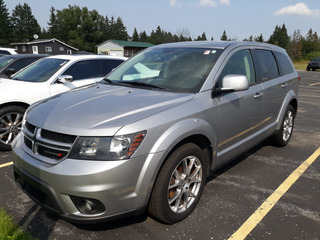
[67,50,72,55]
[22,46,26,52]
[15,46,18,50]
[130,51,134,56]
[45,47,52,52]
[60,47,64,51]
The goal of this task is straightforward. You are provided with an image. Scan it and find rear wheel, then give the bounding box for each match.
[0,106,26,151]
[148,143,207,224]
[270,105,295,147]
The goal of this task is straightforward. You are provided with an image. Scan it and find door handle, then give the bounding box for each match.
[253,92,263,99]
[281,83,288,88]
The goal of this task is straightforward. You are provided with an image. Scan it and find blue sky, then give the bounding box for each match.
[4,0,320,41]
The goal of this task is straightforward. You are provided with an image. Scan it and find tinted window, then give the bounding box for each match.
[7,58,40,72]
[12,58,69,82]
[0,56,15,69]
[274,52,294,75]
[101,59,123,75]
[63,60,102,81]
[218,49,256,86]
[0,50,10,54]
[254,50,279,81]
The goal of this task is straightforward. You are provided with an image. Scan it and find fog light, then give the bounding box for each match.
[70,196,105,214]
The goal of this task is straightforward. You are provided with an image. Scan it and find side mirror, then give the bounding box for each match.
[213,74,249,97]
[4,68,16,76]
[57,75,73,83]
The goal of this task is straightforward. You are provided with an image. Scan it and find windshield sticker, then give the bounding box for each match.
[211,50,217,54]
[204,50,211,55]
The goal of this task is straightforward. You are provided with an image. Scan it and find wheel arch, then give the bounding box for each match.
[0,102,30,110]
[276,91,298,130]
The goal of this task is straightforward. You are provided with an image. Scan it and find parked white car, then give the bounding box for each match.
[0,47,18,55]
[0,54,126,150]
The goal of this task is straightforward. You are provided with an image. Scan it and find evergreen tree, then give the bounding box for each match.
[132,28,139,41]
[11,3,41,42]
[195,32,207,41]
[48,6,58,38]
[139,31,148,42]
[0,0,12,46]
[268,24,290,49]
[254,34,264,42]
[220,30,228,41]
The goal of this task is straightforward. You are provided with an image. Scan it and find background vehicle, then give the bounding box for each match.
[0,55,126,150]
[0,47,18,55]
[306,57,320,71]
[0,54,46,78]
[12,41,298,224]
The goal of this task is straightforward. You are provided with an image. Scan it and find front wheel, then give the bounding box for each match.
[270,105,295,147]
[148,143,207,224]
[0,106,26,151]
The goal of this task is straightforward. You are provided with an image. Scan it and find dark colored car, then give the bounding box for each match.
[0,54,46,78]
[307,57,320,71]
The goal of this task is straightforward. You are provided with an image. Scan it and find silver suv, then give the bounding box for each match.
[12,41,299,224]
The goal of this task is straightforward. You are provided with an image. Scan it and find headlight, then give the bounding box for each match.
[69,131,146,160]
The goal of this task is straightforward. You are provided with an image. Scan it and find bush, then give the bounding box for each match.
[305,51,320,61]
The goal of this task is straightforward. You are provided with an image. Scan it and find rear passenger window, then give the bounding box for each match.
[254,50,279,81]
[274,52,294,75]
[219,49,255,86]
[101,60,123,75]
[63,60,102,81]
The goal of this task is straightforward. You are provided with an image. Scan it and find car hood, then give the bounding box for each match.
[26,83,194,136]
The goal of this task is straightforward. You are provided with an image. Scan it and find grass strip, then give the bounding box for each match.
[0,208,35,240]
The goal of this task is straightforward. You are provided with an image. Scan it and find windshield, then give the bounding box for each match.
[0,56,15,70]
[11,58,69,82]
[107,47,222,93]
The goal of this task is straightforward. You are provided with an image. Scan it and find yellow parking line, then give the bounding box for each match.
[0,161,13,168]
[228,147,320,240]
[309,82,320,86]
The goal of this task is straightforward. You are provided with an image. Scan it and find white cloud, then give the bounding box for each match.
[198,0,217,7]
[219,0,230,5]
[274,2,320,17]
[170,0,180,7]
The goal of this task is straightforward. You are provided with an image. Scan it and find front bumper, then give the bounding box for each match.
[12,134,164,223]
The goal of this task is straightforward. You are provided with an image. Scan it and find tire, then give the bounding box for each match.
[312,68,316,71]
[270,105,295,147]
[148,143,207,224]
[0,106,26,151]
[307,66,310,71]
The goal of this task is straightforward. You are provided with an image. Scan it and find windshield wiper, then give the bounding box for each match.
[120,81,166,90]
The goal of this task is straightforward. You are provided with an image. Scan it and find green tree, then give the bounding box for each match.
[132,28,139,41]
[268,24,290,49]
[288,30,303,61]
[139,31,148,42]
[0,0,12,46]
[108,16,128,40]
[220,30,228,41]
[254,34,264,42]
[195,32,207,41]
[11,3,41,42]
[47,6,59,38]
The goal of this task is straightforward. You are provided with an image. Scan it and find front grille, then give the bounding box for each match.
[41,129,77,144]
[24,136,32,150]
[25,122,36,134]
[22,122,77,164]
[38,145,68,160]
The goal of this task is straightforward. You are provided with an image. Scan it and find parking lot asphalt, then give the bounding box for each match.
[0,70,319,240]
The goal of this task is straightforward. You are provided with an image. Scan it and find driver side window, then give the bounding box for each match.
[218,49,255,87]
